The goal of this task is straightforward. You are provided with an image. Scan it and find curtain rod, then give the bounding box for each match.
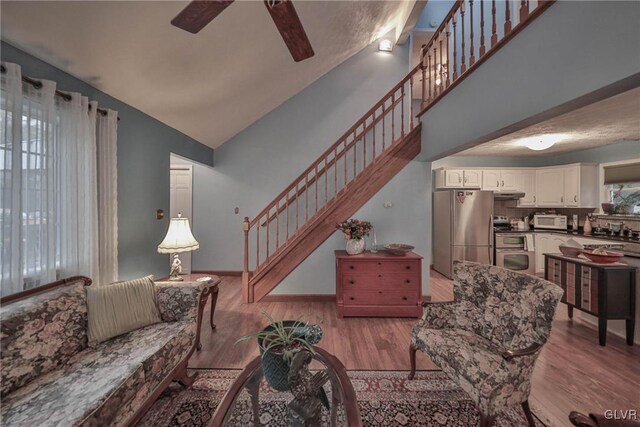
[0,64,119,120]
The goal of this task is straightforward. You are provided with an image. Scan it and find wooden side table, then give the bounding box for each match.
[156,273,221,350]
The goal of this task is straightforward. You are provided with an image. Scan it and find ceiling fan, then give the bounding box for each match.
[171,0,315,62]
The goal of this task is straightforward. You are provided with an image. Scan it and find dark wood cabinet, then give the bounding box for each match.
[544,253,636,346]
[336,250,423,318]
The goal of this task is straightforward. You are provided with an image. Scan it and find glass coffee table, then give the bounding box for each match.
[209,347,362,426]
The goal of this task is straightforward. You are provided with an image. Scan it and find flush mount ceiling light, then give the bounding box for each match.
[517,133,570,151]
[378,39,393,52]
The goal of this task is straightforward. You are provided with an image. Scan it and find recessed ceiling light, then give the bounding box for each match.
[517,133,570,151]
[378,39,393,52]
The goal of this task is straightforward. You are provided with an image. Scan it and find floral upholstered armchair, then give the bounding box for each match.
[409,261,563,427]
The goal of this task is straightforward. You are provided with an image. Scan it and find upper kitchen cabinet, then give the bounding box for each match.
[481,169,519,192]
[463,170,482,187]
[517,171,537,207]
[434,164,597,206]
[482,170,501,191]
[434,169,481,189]
[536,167,565,206]
[535,164,597,207]
[563,164,598,208]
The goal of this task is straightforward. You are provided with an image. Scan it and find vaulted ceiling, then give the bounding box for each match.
[1,1,416,148]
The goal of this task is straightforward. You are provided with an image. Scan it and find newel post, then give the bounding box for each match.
[242,217,252,303]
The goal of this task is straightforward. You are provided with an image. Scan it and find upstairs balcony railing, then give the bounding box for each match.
[417,0,554,115]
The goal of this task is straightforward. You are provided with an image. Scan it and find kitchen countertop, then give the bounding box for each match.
[495,228,640,258]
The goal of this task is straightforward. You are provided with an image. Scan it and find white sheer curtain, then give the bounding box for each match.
[56,94,98,281]
[0,62,118,297]
[1,63,25,295]
[97,110,118,284]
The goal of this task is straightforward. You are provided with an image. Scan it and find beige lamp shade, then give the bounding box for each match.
[157,214,200,254]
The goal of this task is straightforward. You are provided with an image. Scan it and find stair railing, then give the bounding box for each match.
[418,0,554,115]
[242,63,424,296]
[241,0,555,300]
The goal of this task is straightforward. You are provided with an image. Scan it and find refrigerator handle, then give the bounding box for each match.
[488,215,493,265]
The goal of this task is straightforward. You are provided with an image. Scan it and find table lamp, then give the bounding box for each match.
[157,213,199,281]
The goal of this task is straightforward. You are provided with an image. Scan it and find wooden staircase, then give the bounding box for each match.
[242,0,554,302]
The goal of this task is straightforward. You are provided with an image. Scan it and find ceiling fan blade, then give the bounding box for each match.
[171,0,234,34]
[264,0,314,62]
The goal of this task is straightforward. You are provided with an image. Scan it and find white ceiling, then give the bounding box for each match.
[1,1,416,149]
[457,87,640,156]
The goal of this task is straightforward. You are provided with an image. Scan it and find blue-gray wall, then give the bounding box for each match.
[420,1,640,161]
[192,41,432,294]
[416,0,455,30]
[1,42,214,281]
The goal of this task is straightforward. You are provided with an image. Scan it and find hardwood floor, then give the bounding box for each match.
[190,271,640,427]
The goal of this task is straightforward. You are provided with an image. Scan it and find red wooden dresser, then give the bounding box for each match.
[335,250,423,318]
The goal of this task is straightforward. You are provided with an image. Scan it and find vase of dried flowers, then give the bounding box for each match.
[336,219,372,255]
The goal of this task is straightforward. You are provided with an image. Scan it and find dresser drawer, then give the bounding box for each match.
[343,290,416,306]
[341,260,419,275]
[342,273,419,289]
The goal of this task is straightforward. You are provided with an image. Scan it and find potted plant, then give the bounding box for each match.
[336,219,373,255]
[236,311,323,391]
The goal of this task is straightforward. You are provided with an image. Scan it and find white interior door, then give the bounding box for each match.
[170,165,193,274]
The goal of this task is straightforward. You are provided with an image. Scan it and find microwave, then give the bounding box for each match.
[533,214,567,230]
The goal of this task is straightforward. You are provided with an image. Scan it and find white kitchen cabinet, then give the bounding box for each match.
[501,170,520,191]
[434,169,463,188]
[445,170,464,187]
[562,164,598,208]
[551,235,568,251]
[563,166,579,207]
[534,233,568,274]
[434,169,481,189]
[463,170,482,187]
[482,169,520,192]
[534,234,551,274]
[517,171,537,207]
[482,170,501,191]
[536,168,565,206]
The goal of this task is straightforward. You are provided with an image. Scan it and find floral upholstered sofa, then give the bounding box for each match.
[409,261,563,427]
[0,276,208,427]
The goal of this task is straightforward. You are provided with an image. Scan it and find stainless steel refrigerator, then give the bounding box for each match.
[432,190,493,279]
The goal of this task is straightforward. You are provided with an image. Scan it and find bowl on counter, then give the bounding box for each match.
[582,248,624,264]
[383,243,415,256]
[559,245,582,258]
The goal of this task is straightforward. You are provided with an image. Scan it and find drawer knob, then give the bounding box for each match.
[349,297,354,300]
[349,280,354,284]
[405,279,411,284]
[403,296,408,300]
[377,262,382,266]
[378,291,382,294]
[378,274,382,278]
[349,266,354,270]
[405,266,411,270]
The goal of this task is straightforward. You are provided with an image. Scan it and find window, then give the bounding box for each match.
[605,183,640,215]
[1,63,118,298]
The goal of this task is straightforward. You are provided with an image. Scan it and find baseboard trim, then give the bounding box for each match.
[422,295,431,302]
[261,294,335,302]
[192,270,242,277]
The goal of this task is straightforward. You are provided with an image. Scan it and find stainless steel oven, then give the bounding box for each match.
[495,233,535,275]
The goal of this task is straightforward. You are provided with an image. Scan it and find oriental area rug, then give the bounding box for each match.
[139,369,548,426]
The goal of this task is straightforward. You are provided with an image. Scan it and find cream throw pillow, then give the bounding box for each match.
[87,275,162,346]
